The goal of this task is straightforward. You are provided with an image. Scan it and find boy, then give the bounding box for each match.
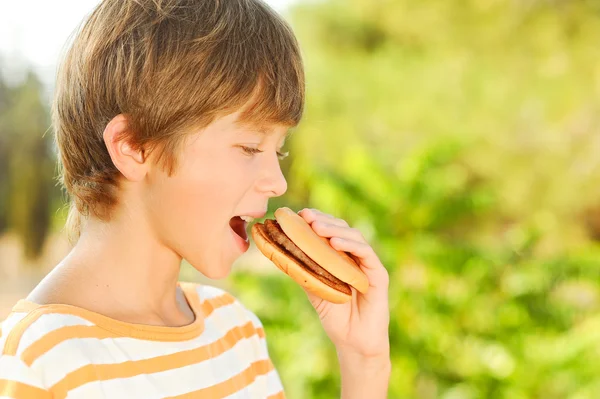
[0,0,390,398]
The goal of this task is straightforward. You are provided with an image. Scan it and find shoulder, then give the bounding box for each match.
[181,283,283,394]
[0,302,93,362]
[0,305,91,395]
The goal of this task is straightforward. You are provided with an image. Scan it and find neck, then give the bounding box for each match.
[51,204,189,325]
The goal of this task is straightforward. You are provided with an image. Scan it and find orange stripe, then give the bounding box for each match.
[11,300,39,313]
[0,379,52,399]
[2,309,46,356]
[180,282,238,318]
[18,293,236,366]
[257,328,265,338]
[49,321,262,399]
[267,391,286,399]
[200,293,236,317]
[165,359,275,399]
[22,325,117,366]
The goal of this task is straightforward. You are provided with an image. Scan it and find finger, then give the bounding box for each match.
[330,238,390,306]
[329,237,382,270]
[330,238,389,288]
[311,221,366,243]
[298,208,349,228]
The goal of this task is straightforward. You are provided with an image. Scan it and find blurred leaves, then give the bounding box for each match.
[235,0,600,398]
[3,0,600,397]
[0,69,58,259]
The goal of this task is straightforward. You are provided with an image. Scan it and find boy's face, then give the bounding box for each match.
[143,110,289,278]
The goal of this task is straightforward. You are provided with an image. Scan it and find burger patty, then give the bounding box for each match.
[263,219,352,295]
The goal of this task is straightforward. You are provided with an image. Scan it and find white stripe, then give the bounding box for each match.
[0,312,28,349]
[244,309,263,330]
[35,301,257,387]
[65,338,268,399]
[17,314,94,356]
[198,285,232,301]
[223,369,283,399]
[241,308,272,359]
[263,368,285,397]
[0,355,47,389]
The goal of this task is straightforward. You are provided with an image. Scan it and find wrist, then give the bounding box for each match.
[337,349,391,375]
[337,350,391,399]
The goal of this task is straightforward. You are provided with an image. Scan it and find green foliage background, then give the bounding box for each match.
[227,1,600,398]
[3,0,600,397]
[0,71,57,258]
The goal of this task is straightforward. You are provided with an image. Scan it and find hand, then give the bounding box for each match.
[297,208,390,362]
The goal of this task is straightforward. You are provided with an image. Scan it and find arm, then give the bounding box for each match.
[338,352,391,399]
[297,208,391,399]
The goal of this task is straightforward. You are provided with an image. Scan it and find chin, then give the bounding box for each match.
[190,259,233,280]
[202,268,232,280]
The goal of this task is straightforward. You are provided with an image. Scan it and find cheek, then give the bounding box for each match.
[146,174,227,266]
[145,156,241,242]
[157,172,229,225]
[145,150,256,238]
[144,154,256,274]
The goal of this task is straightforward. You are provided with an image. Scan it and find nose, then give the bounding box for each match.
[257,154,288,198]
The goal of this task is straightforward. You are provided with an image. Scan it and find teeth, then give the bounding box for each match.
[239,215,255,223]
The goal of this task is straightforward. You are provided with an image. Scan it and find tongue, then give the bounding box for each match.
[229,216,248,241]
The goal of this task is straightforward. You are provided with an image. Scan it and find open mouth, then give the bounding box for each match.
[229,216,254,242]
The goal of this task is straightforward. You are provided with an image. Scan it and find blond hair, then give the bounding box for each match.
[52,0,305,242]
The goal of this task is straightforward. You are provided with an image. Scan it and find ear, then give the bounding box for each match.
[103,114,147,182]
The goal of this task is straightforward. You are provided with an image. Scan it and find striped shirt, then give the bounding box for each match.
[0,282,285,398]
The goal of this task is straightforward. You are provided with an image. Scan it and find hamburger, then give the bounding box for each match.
[251,207,369,304]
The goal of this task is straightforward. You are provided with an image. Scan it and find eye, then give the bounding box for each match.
[240,146,263,156]
[240,146,290,160]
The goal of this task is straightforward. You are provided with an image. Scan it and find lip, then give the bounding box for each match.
[234,210,268,220]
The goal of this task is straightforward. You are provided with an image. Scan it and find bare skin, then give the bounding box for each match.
[298,208,391,399]
[25,110,390,397]
[27,109,289,328]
